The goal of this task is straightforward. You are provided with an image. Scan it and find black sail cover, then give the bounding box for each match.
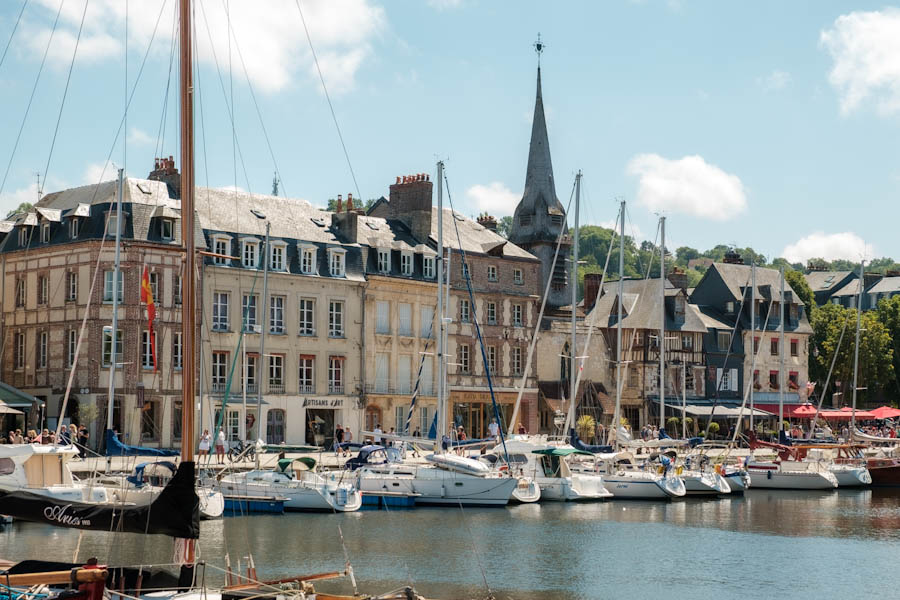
[0,461,199,539]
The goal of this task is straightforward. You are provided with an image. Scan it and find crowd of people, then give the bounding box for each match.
[4,424,90,456]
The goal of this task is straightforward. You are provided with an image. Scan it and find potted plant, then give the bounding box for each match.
[576,414,596,442]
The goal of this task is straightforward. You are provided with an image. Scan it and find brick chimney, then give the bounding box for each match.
[583,272,603,310]
[148,155,180,198]
[477,214,498,232]
[336,194,343,214]
[387,173,433,241]
[667,267,688,291]
[346,193,354,212]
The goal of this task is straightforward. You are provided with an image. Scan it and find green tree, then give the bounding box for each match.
[876,295,900,394]
[785,268,815,310]
[675,246,700,266]
[496,215,513,238]
[6,202,33,218]
[325,197,378,212]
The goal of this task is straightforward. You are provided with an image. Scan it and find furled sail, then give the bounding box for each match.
[105,429,179,457]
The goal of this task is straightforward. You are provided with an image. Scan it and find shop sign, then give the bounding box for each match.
[302,398,344,409]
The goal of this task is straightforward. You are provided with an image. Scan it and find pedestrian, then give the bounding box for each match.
[412,427,421,437]
[343,426,353,457]
[77,426,89,456]
[215,429,226,465]
[199,429,211,461]
[388,427,396,447]
[516,422,527,435]
[373,424,383,445]
[334,423,344,456]
[68,424,78,447]
[488,418,499,440]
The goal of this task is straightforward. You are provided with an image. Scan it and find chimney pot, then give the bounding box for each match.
[396,176,401,184]
[347,193,353,211]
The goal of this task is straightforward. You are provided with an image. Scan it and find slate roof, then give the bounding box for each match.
[432,208,537,261]
[868,276,900,295]
[831,278,861,298]
[588,278,707,333]
[710,262,803,306]
[805,270,854,292]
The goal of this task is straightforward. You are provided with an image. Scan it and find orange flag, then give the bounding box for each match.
[141,265,158,372]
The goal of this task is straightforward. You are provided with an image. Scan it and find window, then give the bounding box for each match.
[66,271,77,302]
[486,346,496,374]
[298,298,315,336]
[377,249,390,273]
[102,328,123,367]
[172,400,183,441]
[395,404,409,433]
[15,278,24,307]
[67,330,77,367]
[398,303,412,336]
[512,303,523,327]
[376,301,390,334]
[298,355,315,393]
[329,300,344,337]
[161,219,174,240]
[267,409,285,444]
[173,331,183,370]
[423,256,435,279]
[244,354,258,393]
[420,305,434,338]
[487,301,497,325]
[462,262,470,280]
[18,227,27,246]
[213,237,230,265]
[300,246,316,274]
[329,249,346,277]
[514,269,523,285]
[242,294,259,331]
[397,354,412,394]
[459,344,470,374]
[103,270,123,302]
[212,292,229,331]
[69,218,79,239]
[107,213,120,237]
[269,296,285,334]
[753,336,760,353]
[38,276,48,305]
[460,298,470,323]
[328,356,345,394]
[38,331,47,369]
[753,370,760,387]
[790,338,799,357]
[211,352,228,392]
[725,301,735,313]
[421,357,434,396]
[770,338,779,356]
[141,330,157,369]
[682,334,693,350]
[401,252,413,276]
[13,333,24,370]
[40,222,50,243]
[149,272,159,301]
[520,214,532,226]
[242,240,259,268]
[717,331,730,351]
[769,370,779,389]
[375,353,389,393]
[268,355,284,392]
[715,367,738,392]
[487,265,498,282]
[173,275,182,305]
[270,244,285,271]
[419,405,433,434]
[789,371,799,390]
[140,398,159,442]
[512,347,523,376]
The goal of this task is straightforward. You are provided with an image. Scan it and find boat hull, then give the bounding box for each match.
[723,471,751,493]
[867,458,900,487]
[747,464,838,490]
[681,472,731,495]
[357,467,516,506]
[510,478,541,503]
[603,475,685,499]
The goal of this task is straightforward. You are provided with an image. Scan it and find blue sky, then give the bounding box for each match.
[1,0,899,264]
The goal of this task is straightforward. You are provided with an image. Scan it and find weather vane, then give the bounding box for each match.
[533,33,545,65]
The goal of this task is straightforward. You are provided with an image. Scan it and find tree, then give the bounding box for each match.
[876,295,900,394]
[784,268,815,310]
[6,202,32,218]
[325,197,378,213]
[576,414,596,441]
[496,215,513,239]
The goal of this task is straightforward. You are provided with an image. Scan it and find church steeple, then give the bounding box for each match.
[519,65,561,219]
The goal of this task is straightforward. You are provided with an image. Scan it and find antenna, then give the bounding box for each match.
[35,171,41,201]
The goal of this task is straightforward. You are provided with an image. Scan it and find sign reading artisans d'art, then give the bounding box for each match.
[302,397,345,409]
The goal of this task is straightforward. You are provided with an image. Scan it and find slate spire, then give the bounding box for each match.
[520,66,560,216]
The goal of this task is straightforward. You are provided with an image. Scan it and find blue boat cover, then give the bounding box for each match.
[568,428,613,454]
[126,461,177,486]
[105,429,179,457]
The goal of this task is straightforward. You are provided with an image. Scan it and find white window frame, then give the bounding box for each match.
[173,331,183,370]
[212,292,229,331]
[174,275,182,305]
[299,298,316,336]
[66,271,77,302]
[514,268,523,285]
[487,265,498,282]
[400,251,413,276]
[299,244,317,275]
[460,298,470,323]
[67,330,77,367]
[398,302,412,337]
[107,213,120,237]
[18,227,27,247]
[69,218,79,239]
[512,347,523,375]
[329,300,344,337]
[241,238,260,269]
[211,352,228,390]
[268,355,284,388]
[420,305,434,338]
[149,271,159,301]
[513,303,523,327]
[329,355,345,394]
[14,332,24,370]
[423,256,436,279]
[40,222,50,243]
[329,248,346,277]
[377,249,390,274]
[103,271,123,303]
[213,236,231,265]
[38,331,48,369]
[161,219,174,240]
[459,344,470,374]
[376,300,390,334]
[102,327,123,367]
[298,355,315,393]
[270,295,285,334]
[269,242,287,271]
[38,275,48,305]
[487,301,497,324]
[242,294,259,331]
[141,330,156,369]
[486,345,496,374]
[15,277,24,307]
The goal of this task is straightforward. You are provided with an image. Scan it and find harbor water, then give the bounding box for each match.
[3,488,900,599]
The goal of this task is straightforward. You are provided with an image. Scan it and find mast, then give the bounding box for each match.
[749,261,756,432]
[435,160,445,452]
[778,265,785,433]
[851,260,864,434]
[658,216,666,431]
[566,171,581,433]
[177,0,196,582]
[612,200,625,448]
[681,362,686,439]
[256,221,270,441]
[105,168,125,440]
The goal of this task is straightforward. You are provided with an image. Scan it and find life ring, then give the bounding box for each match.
[499,465,508,472]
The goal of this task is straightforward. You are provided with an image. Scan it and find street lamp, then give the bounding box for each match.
[251,209,270,443]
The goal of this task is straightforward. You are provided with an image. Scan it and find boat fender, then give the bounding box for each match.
[767,470,772,480]
[675,466,684,476]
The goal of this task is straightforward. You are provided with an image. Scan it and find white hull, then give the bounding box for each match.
[747,463,838,490]
[357,465,516,506]
[724,471,751,493]
[830,465,872,487]
[88,475,224,519]
[536,474,612,501]
[221,471,361,512]
[603,474,685,499]
[681,471,731,495]
[511,478,541,503]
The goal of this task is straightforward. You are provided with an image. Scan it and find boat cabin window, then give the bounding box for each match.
[0,458,14,476]
[23,454,66,487]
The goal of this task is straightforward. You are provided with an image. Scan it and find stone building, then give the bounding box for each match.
[0,168,195,449]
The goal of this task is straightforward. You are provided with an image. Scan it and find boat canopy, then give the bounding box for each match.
[532,447,594,457]
[105,429,178,457]
[277,457,317,473]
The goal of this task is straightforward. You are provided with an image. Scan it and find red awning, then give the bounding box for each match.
[753,403,818,418]
[870,406,900,419]
[819,407,877,420]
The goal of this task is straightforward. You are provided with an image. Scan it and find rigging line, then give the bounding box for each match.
[806,312,852,439]
[0,0,65,199]
[225,0,236,200]
[38,0,89,197]
[223,9,286,197]
[153,6,178,161]
[0,0,29,71]
[124,0,128,172]
[729,286,774,444]
[295,0,361,201]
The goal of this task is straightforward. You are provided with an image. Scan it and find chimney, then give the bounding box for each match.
[148,156,181,198]
[346,193,353,212]
[667,267,688,292]
[583,273,603,310]
[722,248,744,264]
[477,214,498,231]
[886,269,900,278]
[388,173,433,241]
[863,272,882,291]
[336,194,343,214]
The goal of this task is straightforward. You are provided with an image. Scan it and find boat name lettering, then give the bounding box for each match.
[43,504,90,527]
[302,398,343,408]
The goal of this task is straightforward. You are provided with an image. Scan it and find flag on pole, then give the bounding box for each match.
[141,265,158,372]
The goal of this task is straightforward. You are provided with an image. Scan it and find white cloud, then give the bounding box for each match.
[23,0,386,95]
[0,183,41,217]
[427,0,463,9]
[757,69,791,92]
[465,182,519,217]
[821,9,900,115]
[598,218,643,241]
[782,232,875,264]
[625,154,747,221]
[83,162,111,185]
[127,127,154,146]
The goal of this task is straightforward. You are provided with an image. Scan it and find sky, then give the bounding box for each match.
[1,0,899,265]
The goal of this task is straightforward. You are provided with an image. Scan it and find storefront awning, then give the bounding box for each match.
[0,382,38,408]
[674,404,773,419]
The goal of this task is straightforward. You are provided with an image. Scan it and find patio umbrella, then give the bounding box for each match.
[870,406,900,420]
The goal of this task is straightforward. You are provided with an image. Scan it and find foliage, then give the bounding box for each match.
[875,295,900,394]
[576,414,596,441]
[784,268,815,312]
[666,416,680,431]
[325,197,378,213]
[496,216,513,239]
[683,417,694,428]
[78,402,99,426]
[707,421,720,437]
[6,202,32,218]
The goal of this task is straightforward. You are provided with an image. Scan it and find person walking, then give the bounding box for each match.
[343,426,353,457]
[199,429,211,462]
[334,423,345,456]
[488,418,499,440]
[215,429,226,465]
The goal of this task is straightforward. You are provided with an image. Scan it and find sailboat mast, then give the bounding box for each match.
[435,160,445,452]
[613,200,625,447]
[658,216,665,431]
[749,261,755,432]
[779,265,785,432]
[106,168,124,434]
[567,171,581,433]
[851,260,864,434]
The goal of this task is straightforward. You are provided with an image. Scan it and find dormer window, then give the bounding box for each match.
[241,238,260,268]
[423,256,435,279]
[401,251,413,276]
[725,301,735,313]
[40,222,50,243]
[377,249,390,273]
[161,219,174,240]
[69,218,79,239]
[107,213,120,237]
[18,228,27,246]
[299,244,317,275]
[212,235,230,265]
[329,248,346,277]
[269,242,286,271]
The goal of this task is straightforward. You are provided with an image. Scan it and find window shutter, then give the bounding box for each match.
[730,368,738,391]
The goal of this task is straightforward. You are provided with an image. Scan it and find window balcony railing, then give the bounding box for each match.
[268,383,285,394]
[328,384,345,395]
[244,383,258,395]
[364,382,421,395]
[211,382,227,393]
[298,384,315,394]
